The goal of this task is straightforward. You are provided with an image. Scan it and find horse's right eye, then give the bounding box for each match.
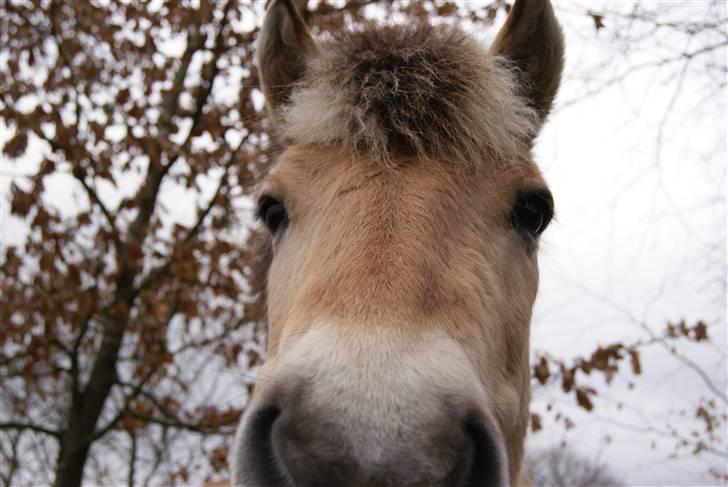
[510,187,554,245]
[257,195,288,235]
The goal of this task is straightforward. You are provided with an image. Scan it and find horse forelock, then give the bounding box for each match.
[280,21,538,165]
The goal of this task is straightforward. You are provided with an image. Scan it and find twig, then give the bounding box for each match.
[0,422,60,438]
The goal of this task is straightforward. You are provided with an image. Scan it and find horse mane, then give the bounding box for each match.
[280,21,538,165]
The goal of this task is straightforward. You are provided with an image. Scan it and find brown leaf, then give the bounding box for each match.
[530,413,542,433]
[692,321,708,341]
[696,406,713,432]
[534,356,550,385]
[678,320,689,337]
[629,349,641,375]
[209,446,228,472]
[121,414,145,432]
[666,322,678,337]
[3,131,29,158]
[588,10,605,31]
[116,88,130,104]
[561,364,575,393]
[10,183,35,217]
[436,2,458,16]
[575,387,594,411]
[38,159,55,177]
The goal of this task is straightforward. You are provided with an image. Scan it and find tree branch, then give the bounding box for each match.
[133,131,249,298]
[115,385,237,434]
[161,0,235,176]
[46,2,123,249]
[157,27,206,142]
[591,413,728,459]
[0,422,60,438]
[668,350,728,405]
[70,304,97,398]
[560,40,728,109]
[0,429,22,486]
[561,278,728,405]
[0,93,124,258]
[85,363,160,446]
[127,430,137,487]
[126,0,234,247]
[71,170,119,240]
[127,412,237,435]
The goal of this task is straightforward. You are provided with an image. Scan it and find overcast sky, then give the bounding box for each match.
[526,1,726,484]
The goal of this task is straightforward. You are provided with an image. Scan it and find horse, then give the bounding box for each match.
[232,0,564,485]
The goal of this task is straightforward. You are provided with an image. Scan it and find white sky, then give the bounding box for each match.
[527,1,727,484]
[0,0,725,484]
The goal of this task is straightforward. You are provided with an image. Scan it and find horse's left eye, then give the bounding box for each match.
[510,187,554,241]
[257,195,288,235]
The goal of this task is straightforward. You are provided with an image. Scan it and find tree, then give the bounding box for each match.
[1,1,268,485]
[526,445,622,487]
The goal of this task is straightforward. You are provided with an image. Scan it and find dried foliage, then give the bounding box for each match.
[530,321,726,462]
[1,1,270,485]
[532,321,710,404]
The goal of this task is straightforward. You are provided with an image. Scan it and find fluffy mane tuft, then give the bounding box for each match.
[280,22,538,164]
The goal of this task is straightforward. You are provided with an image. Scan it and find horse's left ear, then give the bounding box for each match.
[491,0,565,127]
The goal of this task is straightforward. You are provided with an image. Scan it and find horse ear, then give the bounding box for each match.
[257,0,316,126]
[491,0,565,126]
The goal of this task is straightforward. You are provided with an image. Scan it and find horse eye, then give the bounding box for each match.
[510,188,554,241]
[257,195,288,235]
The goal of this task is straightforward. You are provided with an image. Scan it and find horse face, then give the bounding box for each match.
[233,2,563,486]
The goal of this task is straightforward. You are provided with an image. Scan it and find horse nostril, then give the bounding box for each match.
[240,405,287,486]
[236,399,507,487]
[461,421,506,487]
[439,417,506,487]
[270,409,357,487]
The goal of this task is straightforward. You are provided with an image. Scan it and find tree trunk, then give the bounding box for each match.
[52,272,135,487]
[53,440,91,487]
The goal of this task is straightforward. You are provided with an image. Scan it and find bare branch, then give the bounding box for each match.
[127,413,237,435]
[0,422,60,438]
[127,431,137,487]
[590,413,728,459]
[560,40,728,109]
[71,170,119,238]
[0,430,22,486]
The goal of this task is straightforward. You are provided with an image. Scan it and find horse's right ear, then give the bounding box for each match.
[257,0,316,126]
[491,0,564,128]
